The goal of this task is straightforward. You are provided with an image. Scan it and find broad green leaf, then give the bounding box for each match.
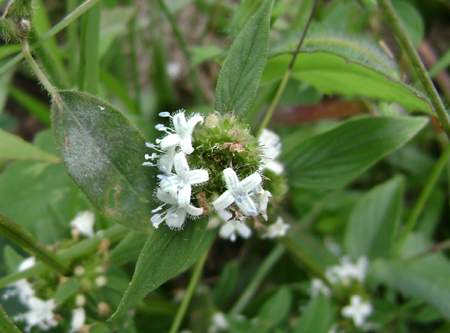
[257,288,292,330]
[215,0,272,115]
[227,0,263,37]
[345,176,404,259]
[111,220,215,320]
[0,129,59,162]
[109,231,147,266]
[0,305,21,333]
[51,91,153,231]
[284,116,428,190]
[263,34,431,113]
[293,295,334,333]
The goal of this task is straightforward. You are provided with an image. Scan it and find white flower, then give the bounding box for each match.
[310,278,331,297]
[213,168,262,216]
[219,219,252,242]
[69,308,86,333]
[17,298,58,332]
[95,276,107,288]
[342,295,372,328]
[4,258,36,303]
[253,186,272,220]
[262,217,290,239]
[208,312,229,333]
[70,211,95,238]
[151,188,203,230]
[159,152,209,206]
[259,129,284,175]
[326,256,368,286]
[159,111,203,155]
[167,62,181,79]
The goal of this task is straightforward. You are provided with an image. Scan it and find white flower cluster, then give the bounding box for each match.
[310,256,373,330]
[144,111,287,241]
[144,111,209,230]
[5,258,88,332]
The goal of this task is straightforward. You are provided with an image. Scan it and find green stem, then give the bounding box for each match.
[0,214,68,275]
[156,0,207,103]
[0,0,102,76]
[21,40,58,98]
[0,304,21,333]
[168,251,208,333]
[400,144,450,242]
[377,0,450,139]
[230,244,285,315]
[0,225,127,288]
[257,0,320,135]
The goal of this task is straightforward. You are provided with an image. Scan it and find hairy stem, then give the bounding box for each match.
[0,214,68,275]
[257,0,320,135]
[168,251,208,333]
[230,244,285,315]
[377,0,450,138]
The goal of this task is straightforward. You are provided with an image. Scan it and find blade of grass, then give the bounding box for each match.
[0,214,68,275]
[8,85,50,125]
[78,2,101,93]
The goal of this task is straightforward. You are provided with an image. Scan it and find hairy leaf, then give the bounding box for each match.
[215,0,272,115]
[345,176,404,259]
[51,91,152,231]
[284,116,428,189]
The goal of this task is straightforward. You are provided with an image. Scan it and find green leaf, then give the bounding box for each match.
[345,176,404,259]
[215,0,272,115]
[110,220,215,320]
[284,116,428,190]
[257,288,292,330]
[430,49,450,78]
[54,278,80,305]
[263,34,431,113]
[51,91,153,231]
[293,295,334,333]
[109,231,147,266]
[0,129,59,162]
[0,304,21,333]
[392,0,424,46]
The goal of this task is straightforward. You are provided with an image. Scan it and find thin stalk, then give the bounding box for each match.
[0,214,68,275]
[128,14,141,113]
[377,0,450,139]
[0,225,127,288]
[400,144,450,242]
[168,251,208,333]
[257,0,320,135]
[230,244,285,315]
[21,40,57,97]
[0,0,102,76]
[156,0,207,103]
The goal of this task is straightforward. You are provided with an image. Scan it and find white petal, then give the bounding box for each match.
[236,222,252,239]
[158,148,176,173]
[235,195,258,216]
[187,114,204,134]
[174,152,190,175]
[219,222,235,240]
[187,169,209,185]
[166,207,187,229]
[178,185,192,207]
[70,308,85,333]
[186,204,203,216]
[160,175,180,194]
[160,134,180,150]
[70,211,95,237]
[266,160,284,175]
[179,136,194,154]
[151,214,164,228]
[223,168,240,191]
[172,112,188,133]
[156,188,177,205]
[217,209,232,222]
[240,173,262,193]
[212,191,235,211]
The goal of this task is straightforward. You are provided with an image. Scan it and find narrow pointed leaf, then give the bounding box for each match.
[51,91,152,231]
[0,305,21,333]
[111,219,215,320]
[215,0,272,115]
[284,116,428,190]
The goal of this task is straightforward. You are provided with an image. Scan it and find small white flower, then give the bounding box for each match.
[213,168,262,216]
[16,297,58,332]
[262,217,290,239]
[167,62,182,79]
[218,210,251,242]
[310,278,331,297]
[69,308,86,333]
[4,258,36,303]
[151,188,203,230]
[342,295,372,328]
[259,129,284,175]
[95,276,108,288]
[70,211,95,238]
[253,186,272,220]
[75,294,86,307]
[326,256,368,286]
[159,152,209,206]
[159,111,204,155]
[209,312,229,333]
